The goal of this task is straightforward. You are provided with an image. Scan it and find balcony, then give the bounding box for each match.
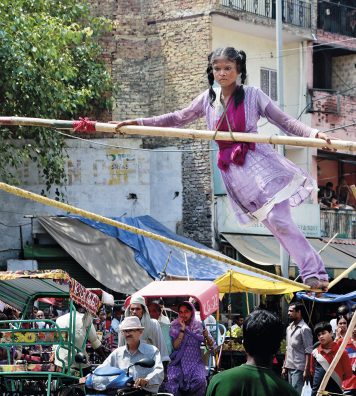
[320,209,356,239]
[318,1,356,37]
[220,0,312,29]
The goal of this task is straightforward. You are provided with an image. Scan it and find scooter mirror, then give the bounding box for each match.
[134,358,155,368]
[75,352,88,364]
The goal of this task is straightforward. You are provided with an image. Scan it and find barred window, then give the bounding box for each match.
[260,68,278,101]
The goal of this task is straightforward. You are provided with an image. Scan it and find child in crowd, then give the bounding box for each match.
[310,321,352,396]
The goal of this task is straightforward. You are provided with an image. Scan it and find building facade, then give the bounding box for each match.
[90,0,355,283]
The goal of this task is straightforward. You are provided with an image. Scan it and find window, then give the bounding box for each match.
[260,68,277,101]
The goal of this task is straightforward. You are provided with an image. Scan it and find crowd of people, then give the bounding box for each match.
[0,295,355,395]
[93,298,355,396]
[318,178,355,210]
[282,302,355,396]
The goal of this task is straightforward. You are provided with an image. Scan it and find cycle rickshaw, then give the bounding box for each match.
[0,270,112,396]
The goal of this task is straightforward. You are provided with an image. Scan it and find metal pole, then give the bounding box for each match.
[276,0,290,284]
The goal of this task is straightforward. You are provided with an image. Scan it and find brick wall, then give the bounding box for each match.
[310,31,356,144]
[90,0,215,246]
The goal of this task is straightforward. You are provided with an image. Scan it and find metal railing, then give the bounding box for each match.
[221,0,312,29]
[320,209,356,239]
[318,1,356,37]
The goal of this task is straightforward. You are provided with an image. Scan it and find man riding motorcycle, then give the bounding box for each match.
[82,316,164,395]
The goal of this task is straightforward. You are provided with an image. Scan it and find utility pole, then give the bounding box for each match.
[276,0,290,281]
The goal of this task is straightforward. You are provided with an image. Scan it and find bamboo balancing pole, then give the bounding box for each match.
[0,182,310,290]
[317,311,356,395]
[328,262,356,290]
[0,116,355,151]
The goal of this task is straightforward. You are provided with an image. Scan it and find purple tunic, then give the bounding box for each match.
[165,302,207,395]
[138,86,318,225]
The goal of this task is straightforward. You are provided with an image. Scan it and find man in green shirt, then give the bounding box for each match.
[206,309,298,396]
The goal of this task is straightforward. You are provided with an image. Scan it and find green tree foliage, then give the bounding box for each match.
[0,0,112,195]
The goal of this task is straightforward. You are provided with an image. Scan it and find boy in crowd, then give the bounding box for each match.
[206,309,299,396]
[311,321,352,396]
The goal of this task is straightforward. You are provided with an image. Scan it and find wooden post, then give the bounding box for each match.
[328,262,356,290]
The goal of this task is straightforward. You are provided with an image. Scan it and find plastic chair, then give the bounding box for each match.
[205,323,227,378]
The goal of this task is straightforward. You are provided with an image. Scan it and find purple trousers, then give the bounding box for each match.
[262,200,328,282]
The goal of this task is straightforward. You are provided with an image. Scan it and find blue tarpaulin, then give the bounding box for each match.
[73,215,275,282]
[296,291,356,304]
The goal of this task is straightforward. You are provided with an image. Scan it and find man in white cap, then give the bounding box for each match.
[120,295,170,363]
[98,316,164,395]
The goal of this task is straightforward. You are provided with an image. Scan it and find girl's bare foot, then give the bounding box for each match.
[304,277,329,295]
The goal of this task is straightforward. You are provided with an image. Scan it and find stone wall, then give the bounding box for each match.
[90,0,215,245]
[310,31,356,143]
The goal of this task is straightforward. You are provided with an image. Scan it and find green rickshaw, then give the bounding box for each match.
[0,270,110,396]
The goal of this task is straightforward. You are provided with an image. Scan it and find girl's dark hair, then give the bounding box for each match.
[178,302,193,312]
[207,47,247,108]
[336,314,349,325]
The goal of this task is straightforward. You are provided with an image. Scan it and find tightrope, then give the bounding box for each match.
[0,182,310,290]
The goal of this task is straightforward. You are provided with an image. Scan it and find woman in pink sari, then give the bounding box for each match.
[113,47,330,290]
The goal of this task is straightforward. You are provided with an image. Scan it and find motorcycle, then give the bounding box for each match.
[61,354,172,396]
[85,357,155,395]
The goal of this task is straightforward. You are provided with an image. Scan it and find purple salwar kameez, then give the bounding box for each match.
[165,302,207,396]
[138,85,328,282]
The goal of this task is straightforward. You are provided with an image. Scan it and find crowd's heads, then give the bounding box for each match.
[43,307,57,319]
[120,316,144,343]
[314,321,333,345]
[288,302,304,321]
[337,304,349,316]
[336,314,349,325]
[242,309,284,361]
[99,310,107,321]
[314,321,332,336]
[236,314,244,327]
[129,295,148,319]
[147,301,162,320]
[336,314,349,336]
[3,308,18,320]
[36,310,45,319]
[178,301,194,324]
[112,305,123,318]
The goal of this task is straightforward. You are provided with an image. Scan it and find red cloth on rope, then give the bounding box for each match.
[73,117,96,133]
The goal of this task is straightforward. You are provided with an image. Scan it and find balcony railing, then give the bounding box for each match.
[320,209,356,239]
[318,1,356,37]
[221,0,312,29]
